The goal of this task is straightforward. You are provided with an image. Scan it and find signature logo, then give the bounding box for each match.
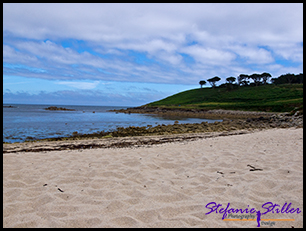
[205,202,301,227]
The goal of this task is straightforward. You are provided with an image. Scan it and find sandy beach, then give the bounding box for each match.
[3,128,303,228]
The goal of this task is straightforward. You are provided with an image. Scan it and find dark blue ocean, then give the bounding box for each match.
[3,104,221,143]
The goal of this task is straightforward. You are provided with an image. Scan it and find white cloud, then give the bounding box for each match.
[181,45,236,65]
[3,44,39,65]
[269,43,303,63]
[158,53,183,65]
[56,81,100,90]
[3,3,303,87]
[228,45,274,64]
[4,3,302,44]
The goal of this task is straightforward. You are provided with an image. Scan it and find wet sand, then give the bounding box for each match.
[3,128,303,228]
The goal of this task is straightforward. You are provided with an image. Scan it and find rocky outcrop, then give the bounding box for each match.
[44,106,75,111]
[109,107,276,119]
[107,113,302,137]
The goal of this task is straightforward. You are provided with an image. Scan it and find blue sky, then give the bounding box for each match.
[3,3,303,106]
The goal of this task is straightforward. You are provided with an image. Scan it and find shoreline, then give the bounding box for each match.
[3,128,303,227]
[3,129,254,154]
[3,112,303,150]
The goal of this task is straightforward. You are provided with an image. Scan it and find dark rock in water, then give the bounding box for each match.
[44,106,75,111]
[3,105,16,108]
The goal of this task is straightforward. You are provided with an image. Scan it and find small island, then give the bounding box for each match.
[44,106,75,111]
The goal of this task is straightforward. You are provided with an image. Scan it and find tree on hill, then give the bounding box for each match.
[261,72,272,85]
[296,73,303,83]
[237,74,249,86]
[271,73,303,85]
[248,73,262,87]
[207,76,221,88]
[283,73,296,84]
[199,80,206,88]
[226,77,236,84]
[226,77,236,91]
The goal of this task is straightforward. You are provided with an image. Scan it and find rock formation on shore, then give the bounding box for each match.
[109,107,277,120]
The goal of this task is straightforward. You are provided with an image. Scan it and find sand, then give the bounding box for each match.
[3,128,303,228]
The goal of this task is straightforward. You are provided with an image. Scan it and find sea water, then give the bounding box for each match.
[3,104,221,143]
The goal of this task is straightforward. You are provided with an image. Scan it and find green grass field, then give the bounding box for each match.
[145,84,303,112]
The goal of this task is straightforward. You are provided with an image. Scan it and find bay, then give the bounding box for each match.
[3,104,221,143]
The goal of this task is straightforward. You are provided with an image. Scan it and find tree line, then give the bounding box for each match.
[199,72,303,89]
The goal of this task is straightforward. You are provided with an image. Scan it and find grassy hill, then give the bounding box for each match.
[145,84,303,112]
